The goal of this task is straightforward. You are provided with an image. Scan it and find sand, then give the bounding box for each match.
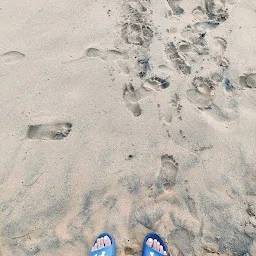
[0,0,256,255]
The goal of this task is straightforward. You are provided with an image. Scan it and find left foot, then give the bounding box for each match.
[91,235,112,252]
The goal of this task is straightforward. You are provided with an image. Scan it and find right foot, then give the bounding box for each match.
[91,235,112,252]
[146,238,167,255]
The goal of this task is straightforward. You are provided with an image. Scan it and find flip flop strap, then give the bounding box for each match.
[90,246,114,256]
[143,245,165,256]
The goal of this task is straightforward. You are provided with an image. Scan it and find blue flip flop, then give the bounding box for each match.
[90,232,116,256]
[143,233,168,256]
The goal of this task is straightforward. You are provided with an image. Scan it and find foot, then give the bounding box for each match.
[91,235,112,252]
[146,238,167,255]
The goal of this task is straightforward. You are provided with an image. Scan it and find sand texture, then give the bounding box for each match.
[0,0,256,255]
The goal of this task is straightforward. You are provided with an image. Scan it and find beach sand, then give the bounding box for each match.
[0,0,256,255]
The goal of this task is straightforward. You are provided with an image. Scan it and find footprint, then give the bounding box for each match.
[143,76,170,91]
[122,1,153,48]
[122,23,143,45]
[124,83,153,101]
[86,48,103,58]
[178,41,193,53]
[122,22,154,47]
[155,154,179,194]
[0,51,25,64]
[246,73,256,88]
[217,56,230,68]
[86,47,125,64]
[192,6,207,20]
[180,20,222,62]
[126,102,142,117]
[239,76,247,88]
[158,64,173,74]
[123,84,142,117]
[239,73,256,88]
[186,77,215,108]
[27,122,72,140]
[123,83,156,116]
[166,42,191,74]
[177,39,206,61]
[181,26,210,55]
[211,37,227,56]
[157,104,173,125]
[123,83,138,103]
[167,0,184,15]
[204,0,229,22]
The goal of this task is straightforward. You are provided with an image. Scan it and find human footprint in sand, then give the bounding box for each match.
[90,232,168,256]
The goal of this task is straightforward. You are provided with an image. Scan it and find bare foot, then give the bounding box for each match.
[146,238,167,255]
[91,236,112,252]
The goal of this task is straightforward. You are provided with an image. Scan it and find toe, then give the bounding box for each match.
[92,246,95,252]
[100,237,104,249]
[157,242,160,252]
[104,236,111,246]
[160,245,164,254]
[146,238,153,248]
[164,251,167,255]
[96,238,101,249]
[153,239,158,250]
